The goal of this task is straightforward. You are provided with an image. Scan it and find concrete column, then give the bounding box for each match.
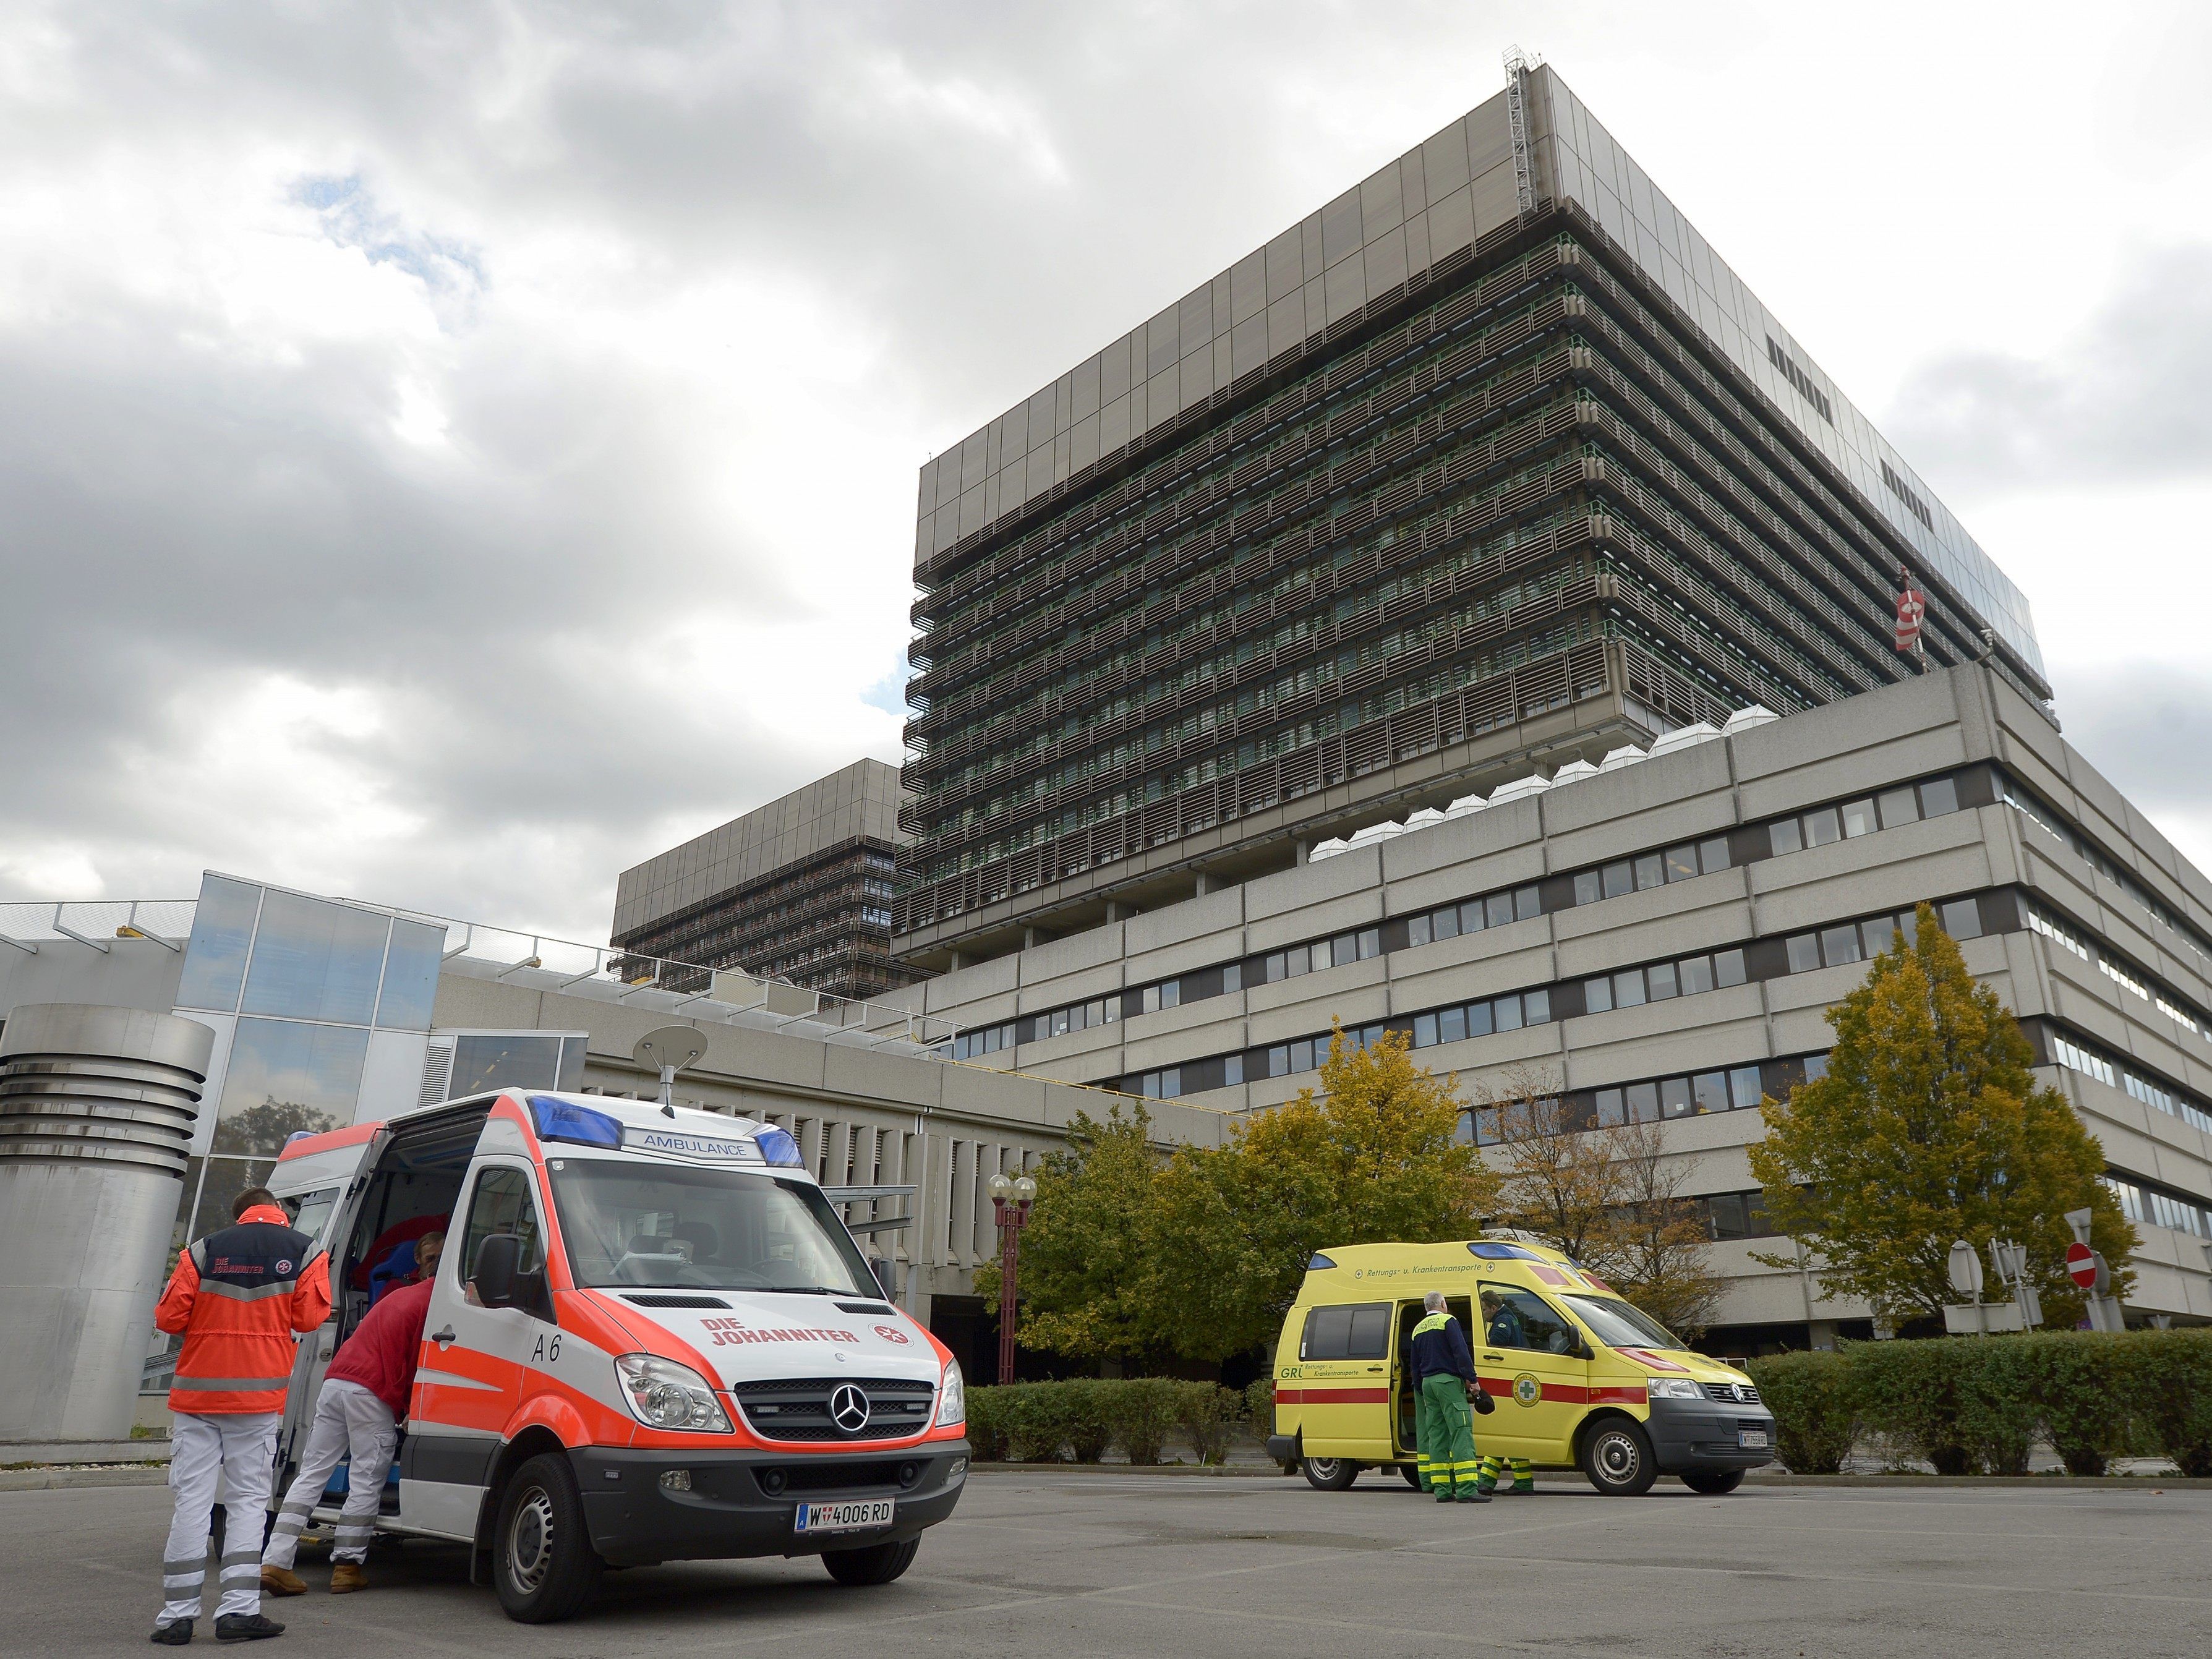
[949,1140,975,1269]
[1195,872,1218,897]
[0,1005,215,1446]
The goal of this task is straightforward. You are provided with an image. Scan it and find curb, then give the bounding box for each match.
[1745,1470,2211,1490]
[0,1465,172,1493]
[973,1462,1291,1477]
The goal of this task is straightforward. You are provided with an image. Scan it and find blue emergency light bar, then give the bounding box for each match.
[753,1124,804,1167]
[529,1096,623,1149]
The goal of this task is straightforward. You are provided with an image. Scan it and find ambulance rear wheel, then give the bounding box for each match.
[822,1536,920,1586]
[1580,1420,1659,1497]
[493,1452,603,1623]
[1302,1457,1359,1491]
[1399,1464,1423,1491]
[1681,1469,1744,1495]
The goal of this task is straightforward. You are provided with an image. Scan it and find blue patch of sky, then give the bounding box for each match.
[291,173,485,298]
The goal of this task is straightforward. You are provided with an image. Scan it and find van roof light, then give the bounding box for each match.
[754,1124,805,1167]
[1467,1241,1543,1260]
[529,1096,623,1149]
[1307,1252,1336,1270]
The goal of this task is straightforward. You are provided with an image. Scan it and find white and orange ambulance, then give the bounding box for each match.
[266,1088,968,1622]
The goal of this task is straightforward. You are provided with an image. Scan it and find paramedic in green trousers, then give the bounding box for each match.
[1409,1290,1490,1503]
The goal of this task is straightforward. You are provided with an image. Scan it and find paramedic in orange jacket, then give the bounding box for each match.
[149,1187,331,1645]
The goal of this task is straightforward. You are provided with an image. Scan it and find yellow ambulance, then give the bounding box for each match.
[1263,1238,1775,1496]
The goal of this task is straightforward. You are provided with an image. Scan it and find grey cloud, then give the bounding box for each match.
[1887,244,2212,498]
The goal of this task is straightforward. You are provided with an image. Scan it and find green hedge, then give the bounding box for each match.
[962,1379,1250,1465]
[1747,1329,2212,1476]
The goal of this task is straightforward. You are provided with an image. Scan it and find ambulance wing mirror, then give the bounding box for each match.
[474,1234,522,1308]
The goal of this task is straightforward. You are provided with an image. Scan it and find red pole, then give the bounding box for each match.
[994,1196,1020,1384]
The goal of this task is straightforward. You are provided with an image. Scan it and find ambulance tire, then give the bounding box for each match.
[1579,1419,1659,1497]
[1398,1463,1423,1490]
[493,1452,604,1623]
[1302,1457,1359,1491]
[822,1536,921,1586]
[1680,1469,1744,1495]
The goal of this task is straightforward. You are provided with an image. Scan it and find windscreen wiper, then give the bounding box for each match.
[747,1286,850,1296]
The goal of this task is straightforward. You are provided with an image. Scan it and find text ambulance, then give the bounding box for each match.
[1265,1239,1775,1496]
[267,1089,969,1621]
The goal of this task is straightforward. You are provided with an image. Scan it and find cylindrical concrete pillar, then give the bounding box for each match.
[0,1004,214,1444]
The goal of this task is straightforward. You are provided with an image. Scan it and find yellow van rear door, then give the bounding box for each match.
[1475,1288,1590,1463]
[1288,1301,1392,1457]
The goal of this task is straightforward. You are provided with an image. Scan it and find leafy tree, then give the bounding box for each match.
[973,1102,1165,1365]
[1749,902,2137,1328]
[1485,1064,1725,1337]
[210,1096,338,1158]
[1145,1024,1499,1362]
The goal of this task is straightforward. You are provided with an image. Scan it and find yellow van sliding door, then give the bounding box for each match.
[1287,1301,1391,1459]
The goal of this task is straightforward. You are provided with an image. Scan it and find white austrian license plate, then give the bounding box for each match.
[795,1498,895,1536]
[1739,1430,1769,1449]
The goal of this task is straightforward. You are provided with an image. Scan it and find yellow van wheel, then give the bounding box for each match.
[1398,1464,1423,1491]
[1302,1456,1360,1491]
[1580,1420,1659,1497]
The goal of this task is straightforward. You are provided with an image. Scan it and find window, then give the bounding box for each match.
[1939,899,1983,940]
[1880,458,1934,528]
[1803,806,1842,848]
[177,874,262,1013]
[1769,818,1803,856]
[1613,969,1647,1009]
[1665,845,1698,882]
[1440,1005,1467,1043]
[1919,777,1959,817]
[1714,949,1747,987]
[1692,1071,1730,1114]
[1574,871,1602,905]
[1432,906,1460,940]
[1584,976,1613,1013]
[461,1166,544,1284]
[1602,861,1633,898]
[239,891,390,1025]
[1840,799,1877,839]
[1407,914,1431,947]
[1660,1077,1694,1117]
[1728,1065,1765,1108]
[1595,1088,1625,1126]
[1514,886,1541,922]
[548,1161,873,1294]
[1819,926,1861,967]
[1647,961,1678,1000]
[1678,955,1714,996]
[1877,788,1919,829]
[1699,837,1731,873]
[1787,934,1821,973]
[1634,853,1665,891]
[1623,1081,1659,1122]
[1485,893,1514,929]
[1303,1302,1390,1360]
[1480,1290,1577,1355]
[1768,335,1835,423]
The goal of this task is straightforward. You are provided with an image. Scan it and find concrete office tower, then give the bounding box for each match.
[890,665,2212,1342]
[613,759,923,1001]
[897,61,2051,971]
[0,1004,214,1444]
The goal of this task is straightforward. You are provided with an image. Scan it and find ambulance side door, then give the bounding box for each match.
[1477,1289,1591,1464]
[275,1149,381,1477]
[1292,1302,1392,1458]
[399,1159,550,1539]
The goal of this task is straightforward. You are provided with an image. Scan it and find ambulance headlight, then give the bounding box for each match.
[1647,1378,1704,1400]
[935,1358,965,1428]
[615,1354,732,1432]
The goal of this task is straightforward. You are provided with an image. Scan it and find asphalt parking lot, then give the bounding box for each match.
[11,1470,2209,1658]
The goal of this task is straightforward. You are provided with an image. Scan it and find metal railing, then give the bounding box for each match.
[0,898,199,956]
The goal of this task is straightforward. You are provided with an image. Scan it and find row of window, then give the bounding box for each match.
[1455,1055,1830,1146]
[2103,1174,2212,1242]
[2023,897,2209,1046]
[2001,778,2212,982]
[1767,775,1960,856]
[1879,458,1932,531]
[957,767,1975,1058]
[2042,1024,2212,1137]
[1766,335,1834,424]
[1119,896,2007,1099]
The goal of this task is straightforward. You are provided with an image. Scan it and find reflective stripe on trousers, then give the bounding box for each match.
[263,1378,399,1568]
[157,1411,278,1627]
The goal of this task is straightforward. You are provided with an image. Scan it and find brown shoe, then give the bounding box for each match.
[261,1565,306,1597]
[328,1563,367,1595]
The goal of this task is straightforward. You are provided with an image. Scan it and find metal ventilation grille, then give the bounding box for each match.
[417,1040,456,1109]
[620,1294,730,1309]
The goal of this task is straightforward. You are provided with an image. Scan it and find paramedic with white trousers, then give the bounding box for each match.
[261,1233,444,1597]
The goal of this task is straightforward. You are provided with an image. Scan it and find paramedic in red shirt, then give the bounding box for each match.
[260,1232,443,1597]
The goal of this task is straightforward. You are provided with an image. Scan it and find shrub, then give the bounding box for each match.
[1243,1375,1276,1441]
[964,1385,1009,1462]
[996,1381,1074,1462]
[1851,1337,1976,1473]
[1954,1335,2038,1475]
[1746,1350,1857,1474]
[2129,1327,2212,1478]
[1114,1378,1180,1466]
[1061,1380,1116,1464]
[1176,1381,1238,1465]
[2018,1331,2129,1477]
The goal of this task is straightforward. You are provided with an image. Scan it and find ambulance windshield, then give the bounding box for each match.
[547,1161,875,1295]
[1560,1293,1685,1353]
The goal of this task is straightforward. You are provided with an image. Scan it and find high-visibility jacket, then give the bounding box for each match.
[1409,1310,1477,1384]
[156,1203,331,1414]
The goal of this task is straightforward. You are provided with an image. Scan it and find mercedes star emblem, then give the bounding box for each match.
[829,1383,871,1435]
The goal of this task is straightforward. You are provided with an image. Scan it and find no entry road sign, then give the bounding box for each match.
[2066,1242,2098,1289]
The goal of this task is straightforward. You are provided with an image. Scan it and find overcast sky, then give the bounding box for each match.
[4,1,2208,947]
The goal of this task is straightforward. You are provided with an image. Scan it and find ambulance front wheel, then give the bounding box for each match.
[1680,1469,1744,1495]
[1302,1456,1360,1491]
[1580,1420,1659,1497]
[822,1536,920,1586]
[493,1452,604,1623]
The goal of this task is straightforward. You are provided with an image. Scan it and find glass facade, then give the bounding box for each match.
[899,68,2052,963]
[170,872,448,1253]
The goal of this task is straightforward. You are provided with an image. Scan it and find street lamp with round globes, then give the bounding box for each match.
[988,1170,1037,1384]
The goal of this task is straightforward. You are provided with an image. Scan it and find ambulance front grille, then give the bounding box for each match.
[728,1376,936,1442]
[1701,1382,1761,1405]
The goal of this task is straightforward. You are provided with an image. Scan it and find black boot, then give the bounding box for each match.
[150,1621,194,1645]
[215,1614,284,1642]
